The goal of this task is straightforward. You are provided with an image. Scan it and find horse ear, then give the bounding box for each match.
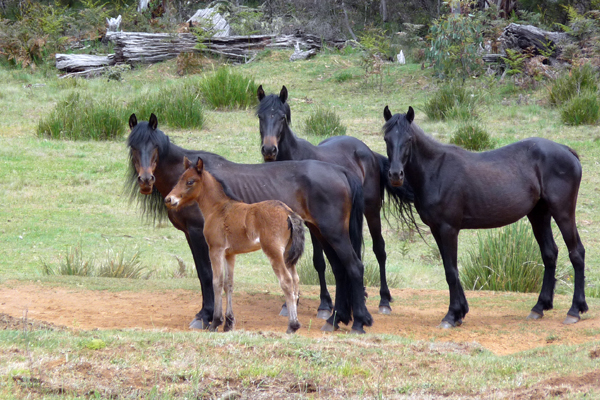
[383,106,392,122]
[279,85,288,104]
[183,156,191,170]
[195,157,204,173]
[406,106,415,124]
[149,113,158,130]
[129,114,137,130]
[257,85,265,101]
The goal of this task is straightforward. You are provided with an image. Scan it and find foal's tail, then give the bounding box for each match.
[345,172,365,259]
[285,212,305,267]
[375,152,420,234]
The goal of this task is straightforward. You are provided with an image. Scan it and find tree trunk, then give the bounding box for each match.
[341,1,358,41]
[380,0,388,22]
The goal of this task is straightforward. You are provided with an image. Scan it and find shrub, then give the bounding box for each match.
[304,106,347,137]
[548,63,599,107]
[334,70,354,83]
[131,83,205,129]
[450,123,493,151]
[459,220,544,293]
[40,244,93,277]
[561,92,600,125]
[37,92,127,140]
[423,84,477,121]
[197,67,258,110]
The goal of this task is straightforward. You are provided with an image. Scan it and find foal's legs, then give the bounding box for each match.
[266,244,300,333]
[223,254,236,332]
[209,248,226,332]
[364,205,392,314]
[527,203,559,320]
[432,224,469,328]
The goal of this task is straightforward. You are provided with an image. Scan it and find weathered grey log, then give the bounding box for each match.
[499,23,569,57]
[105,31,332,63]
[55,54,115,72]
[289,43,317,61]
[483,54,504,63]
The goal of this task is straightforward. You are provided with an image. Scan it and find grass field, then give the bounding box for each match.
[1,51,600,398]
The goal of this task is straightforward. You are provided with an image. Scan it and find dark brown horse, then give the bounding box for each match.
[382,106,587,328]
[165,156,305,334]
[127,113,373,333]
[257,85,414,315]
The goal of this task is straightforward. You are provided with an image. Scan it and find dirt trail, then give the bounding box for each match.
[1,283,598,355]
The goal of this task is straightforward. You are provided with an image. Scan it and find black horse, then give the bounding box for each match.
[382,106,587,327]
[257,85,414,315]
[127,113,373,333]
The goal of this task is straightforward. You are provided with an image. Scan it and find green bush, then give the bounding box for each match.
[548,64,599,106]
[450,123,493,151]
[459,220,544,293]
[304,106,347,137]
[131,83,205,129]
[423,84,477,121]
[197,67,258,110]
[37,92,127,140]
[560,92,600,125]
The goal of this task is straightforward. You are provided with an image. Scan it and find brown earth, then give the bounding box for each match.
[1,282,599,356]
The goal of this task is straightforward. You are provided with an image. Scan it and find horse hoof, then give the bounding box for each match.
[438,321,454,329]
[455,319,463,327]
[189,319,208,330]
[379,306,392,315]
[526,311,543,320]
[321,322,337,332]
[563,315,580,325]
[317,309,331,320]
[279,305,289,317]
[350,328,366,335]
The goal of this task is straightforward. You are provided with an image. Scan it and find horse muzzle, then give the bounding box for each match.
[261,144,278,162]
[137,174,155,194]
[388,170,405,187]
[164,195,180,210]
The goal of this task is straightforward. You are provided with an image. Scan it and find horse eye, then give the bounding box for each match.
[186,180,194,186]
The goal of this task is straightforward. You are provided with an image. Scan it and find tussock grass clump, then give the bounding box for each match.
[304,106,347,137]
[450,123,493,151]
[131,83,205,129]
[548,63,599,107]
[37,92,126,140]
[41,244,151,279]
[560,92,600,125]
[460,220,544,293]
[296,258,397,288]
[423,83,477,121]
[197,67,258,110]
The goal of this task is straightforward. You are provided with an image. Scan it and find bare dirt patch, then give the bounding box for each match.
[1,283,599,355]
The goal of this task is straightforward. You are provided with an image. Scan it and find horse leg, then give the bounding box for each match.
[223,254,236,332]
[552,208,588,324]
[209,249,225,332]
[186,227,213,330]
[311,233,334,319]
[321,234,372,334]
[526,203,559,320]
[365,207,392,314]
[432,225,468,328]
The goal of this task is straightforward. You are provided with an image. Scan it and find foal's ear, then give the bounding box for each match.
[257,85,265,101]
[149,113,158,130]
[129,113,137,130]
[195,157,204,173]
[279,85,288,103]
[383,106,392,122]
[183,156,191,170]
[406,106,415,124]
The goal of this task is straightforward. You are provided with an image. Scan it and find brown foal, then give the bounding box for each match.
[165,156,305,333]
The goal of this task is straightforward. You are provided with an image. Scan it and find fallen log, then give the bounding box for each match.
[499,23,569,57]
[55,54,114,72]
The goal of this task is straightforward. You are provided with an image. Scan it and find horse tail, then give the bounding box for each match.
[344,171,365,259]
[375,152,420,235]
[285,212,305,267]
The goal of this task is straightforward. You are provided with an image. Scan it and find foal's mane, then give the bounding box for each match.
[125,121,171,224]
[256,94,292,125]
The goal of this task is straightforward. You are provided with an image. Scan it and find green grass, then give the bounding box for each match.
[450,122,494,151]
[561,91,600,126]
[197,66,259,110]
[548,63,599,107]
[303,105,347,137]
[422,83,478,121]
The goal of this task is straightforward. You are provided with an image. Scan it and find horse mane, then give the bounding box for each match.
[256,94,292,125]
[125,121,171,224]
